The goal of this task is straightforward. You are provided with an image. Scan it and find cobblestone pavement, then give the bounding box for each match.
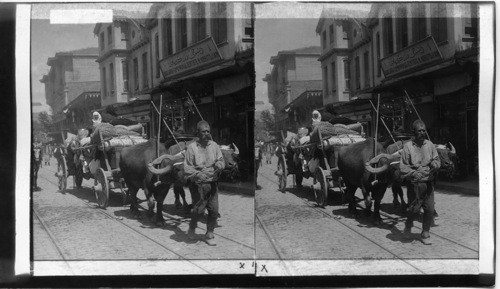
[33,160,254,263]
[255,157,479,261]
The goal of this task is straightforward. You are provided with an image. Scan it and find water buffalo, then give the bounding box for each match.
[435,142,457,180]
[338,138,400,224]
[119,139,183,225]
[165,141,240,211]
[127,138,238,225]
[218,144,241,181]
[386,140,457,208]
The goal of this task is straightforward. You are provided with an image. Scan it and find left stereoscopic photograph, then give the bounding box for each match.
[30,3,255,275]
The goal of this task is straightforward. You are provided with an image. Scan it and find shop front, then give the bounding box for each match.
[372,44,478,177]
[282,90,323,130]
[153,39,255,180]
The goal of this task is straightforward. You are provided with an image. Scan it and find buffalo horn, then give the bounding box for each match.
[449,142,456,154]
[367,153,393,165]
[365,162,389,174]
[147,154,179,175]
[147,162,173,175]
[365,153,398,174]
[232,143,240,155]
[150,153,180,166]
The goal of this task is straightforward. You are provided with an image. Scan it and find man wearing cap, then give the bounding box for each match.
[401,120,440,245]
[184,120,225,246]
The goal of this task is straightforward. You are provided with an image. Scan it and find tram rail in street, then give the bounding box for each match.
[35,165,253,266]
[257,164,478,263]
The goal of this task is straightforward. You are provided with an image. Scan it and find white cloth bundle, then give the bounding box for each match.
[100,135,148,151]
[299,136,310,145]
[321,134,365,148]
[80,137,91,147]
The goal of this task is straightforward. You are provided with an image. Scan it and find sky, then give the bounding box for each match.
[254,2,372,112]
[254,18,319,112]
[30,3,152,115]
[30,2,371,114]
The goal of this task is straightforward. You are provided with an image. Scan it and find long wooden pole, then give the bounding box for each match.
[151,101,181,149]
[186,90,204,121]
[369,100,399,149]
[186,90,213,141]
[372,94,380,185]
[157,94,162,159]
[404,90,431,140]
[156,94,163,184]
[374,94,380,155]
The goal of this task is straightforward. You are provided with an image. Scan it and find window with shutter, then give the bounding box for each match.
[211,2,227,44]
[431,3,448,43]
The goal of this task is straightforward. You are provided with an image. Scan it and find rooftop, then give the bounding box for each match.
[47,47,99,66]
[316,7,371,32]
[270,46,321,64]
[62,47,99,55]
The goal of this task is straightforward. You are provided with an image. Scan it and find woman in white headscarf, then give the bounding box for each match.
[312,110,322,126]
[92,111,102,126]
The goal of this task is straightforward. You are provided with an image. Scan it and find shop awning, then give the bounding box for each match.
[369,58,456,93]
[160,59,236,88]
[281,90,323,113]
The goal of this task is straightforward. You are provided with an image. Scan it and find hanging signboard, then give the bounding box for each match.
[380,36,442,78]
[159,37,223,80]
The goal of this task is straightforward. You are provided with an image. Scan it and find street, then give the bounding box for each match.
[255,156,479,275]
[32,159,254,275]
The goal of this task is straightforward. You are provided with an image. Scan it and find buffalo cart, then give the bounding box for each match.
[49,131,84,191]
[277,127,366,207]
[311,128,349,207]
[72,129,146,208]
[55,148,84,192]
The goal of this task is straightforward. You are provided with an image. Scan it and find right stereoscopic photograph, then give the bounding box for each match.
[253,2,494,276]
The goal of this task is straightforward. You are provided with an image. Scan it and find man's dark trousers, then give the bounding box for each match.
[406,181,435,232]
[189,182,218,233]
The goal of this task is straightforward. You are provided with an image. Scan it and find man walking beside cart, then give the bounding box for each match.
[401,120,440,245]
[184,120,225,246]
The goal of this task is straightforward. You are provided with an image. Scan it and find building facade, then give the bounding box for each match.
[263,46,323,131]
[316,3,479,175]
[150,3,254,148]
[94,11,152,126]
[93,4,255,171]
[40,48,101,132]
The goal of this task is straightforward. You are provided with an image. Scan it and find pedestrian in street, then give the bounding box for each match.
[265,147,272,164]
[401,120,441,245]
[184,120,225,246]
[254,139,263,190]
[53,142,66,179]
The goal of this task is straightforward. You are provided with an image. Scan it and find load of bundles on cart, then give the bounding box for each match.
[285,120,366,180]
[77,121,148,176]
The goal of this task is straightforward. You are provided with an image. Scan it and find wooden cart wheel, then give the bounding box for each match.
[57,156,68,191]
[93,168,109,209]
[314,168,329,207]
[277,155,287,192]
